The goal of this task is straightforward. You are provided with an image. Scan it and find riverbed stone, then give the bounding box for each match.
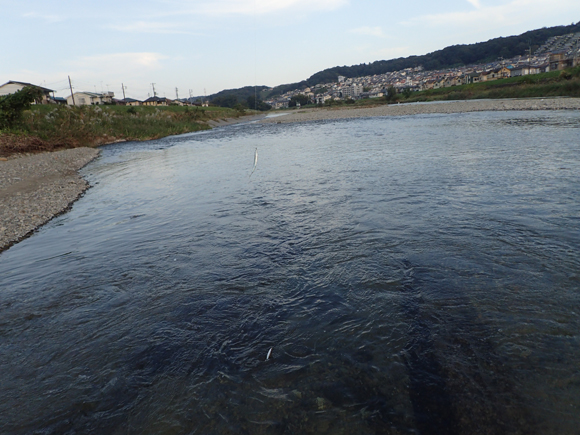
[0,147,99,252]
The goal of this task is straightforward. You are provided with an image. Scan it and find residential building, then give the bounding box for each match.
[342,84,364,98]
[67,91,115,106]
[549,52,573,70]
[0,80,54,103]
[143,96,171,106]
[122,98,142,106]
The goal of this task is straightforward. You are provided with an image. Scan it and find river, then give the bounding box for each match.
[1,110,579,434]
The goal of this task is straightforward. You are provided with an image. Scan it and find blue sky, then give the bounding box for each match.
[1,0,579,100]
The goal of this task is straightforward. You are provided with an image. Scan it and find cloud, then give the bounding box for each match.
[162,0,348,16]
[404,0,580,29]
[110,21,200,35]
[72,53,168,70]
[23,11,65,23]
[349,26,386,38]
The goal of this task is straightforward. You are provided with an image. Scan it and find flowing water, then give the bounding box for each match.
[1,110,579,435]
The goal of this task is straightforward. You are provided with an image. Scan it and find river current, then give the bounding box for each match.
[1,110,579,434]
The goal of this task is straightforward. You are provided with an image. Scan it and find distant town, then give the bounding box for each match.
[1,32,579,109]
[265,32,580,109]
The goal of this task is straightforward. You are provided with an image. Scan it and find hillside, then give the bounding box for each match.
[301,23,580,88]
[207,22,580,103]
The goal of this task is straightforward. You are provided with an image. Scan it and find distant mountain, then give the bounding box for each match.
[205,85,271,106]
[208,22,580,103]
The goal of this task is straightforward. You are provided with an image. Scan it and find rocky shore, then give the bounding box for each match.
[0,147,99,252]
[260,97,580,124]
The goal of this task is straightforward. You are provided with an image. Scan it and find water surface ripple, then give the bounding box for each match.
[1,111,579,434]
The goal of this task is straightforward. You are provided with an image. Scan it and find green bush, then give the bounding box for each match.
[0,86,43,129]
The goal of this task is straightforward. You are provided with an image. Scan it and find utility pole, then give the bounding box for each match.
[189,89,193,99]
[175,87,179,100]
[151,83,157,97]
[121,83,127,100]
[68,75,76,106]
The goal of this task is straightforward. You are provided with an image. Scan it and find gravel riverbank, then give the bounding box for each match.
[260,97,580,124]
[0,147,99,252]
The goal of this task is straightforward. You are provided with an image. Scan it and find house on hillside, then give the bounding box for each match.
[271,99,290,109]
[463,72,481,84]
[66,91,115,106]
[433,78,445,89]
[0,81,54,103]
[481,68,502,81]
[549,52,573,71]
[510,67,524,77]
[420,79,436,91]
[499,67,511,78]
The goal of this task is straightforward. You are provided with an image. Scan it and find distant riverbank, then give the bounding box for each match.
[260,97,580,124]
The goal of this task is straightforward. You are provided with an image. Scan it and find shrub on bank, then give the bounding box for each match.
[0,105,240,156]
[0,86,44,130]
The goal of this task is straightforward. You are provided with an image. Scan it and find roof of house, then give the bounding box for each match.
[71,91,107,98]
[0,80,54,93]
[143,96,170,102]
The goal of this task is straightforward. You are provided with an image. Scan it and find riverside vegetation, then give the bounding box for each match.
[316,65,580,109]
[401,65,580,103]
[0,90,247,157]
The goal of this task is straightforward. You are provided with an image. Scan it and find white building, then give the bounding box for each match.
[66,91,114,106]
[0,81,54,103]
[342,84,364,98]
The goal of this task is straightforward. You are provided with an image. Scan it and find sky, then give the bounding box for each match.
[1,0,579,100]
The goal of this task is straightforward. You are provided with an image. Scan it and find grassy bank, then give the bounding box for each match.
[404,67,580,103]
[0,105,245,156]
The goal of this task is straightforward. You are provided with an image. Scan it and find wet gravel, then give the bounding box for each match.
[0,147,99,252]
[261,97,580,124]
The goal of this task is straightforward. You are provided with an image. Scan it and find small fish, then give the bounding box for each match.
[249,147,258,178]
[266,347,273,361]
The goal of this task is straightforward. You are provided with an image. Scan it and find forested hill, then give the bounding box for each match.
[302,22,580,88]
[206,85,270,107]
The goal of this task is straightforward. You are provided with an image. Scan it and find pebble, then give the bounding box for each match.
[0,147,100,252]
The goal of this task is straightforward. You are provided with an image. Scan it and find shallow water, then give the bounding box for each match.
[1,111,579,434]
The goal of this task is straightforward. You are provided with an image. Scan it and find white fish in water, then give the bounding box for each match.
[266,347,273,360]
[249,147,258,178]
